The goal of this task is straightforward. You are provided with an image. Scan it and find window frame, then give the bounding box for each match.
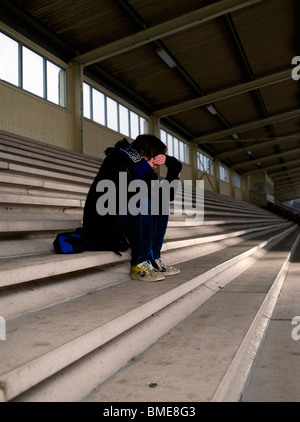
[83,81,149,138]
[0,30,67,107]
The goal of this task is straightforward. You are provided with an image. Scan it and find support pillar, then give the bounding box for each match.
[241,174,250,202]
[213,159,220,193]
[190,142,199,187]
[69,61,83,153]
[149,114,160,138]
[229,168,236,198]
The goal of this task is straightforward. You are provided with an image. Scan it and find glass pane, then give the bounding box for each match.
[83,83,91,119]
[210,159,214,175]
[167,134,173,156]
[185,145,190,164]
[234,174,241,188]
[130,111,139,139]
[205,157,208,172]
[119,104,129,136]
[220,166,229,182]
[173,138,179,159]
[0,32,19,86]
[92,88,105,125]
[107,97,118,131]
[220,166,224,180]
[22,46,44,97]
[140,117,148,135]
[179,141,184,162]
[160,129,166,143]
[197,153,200,170]
[47,61,65,106]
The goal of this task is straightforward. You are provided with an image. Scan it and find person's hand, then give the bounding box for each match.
[153,154,166,166]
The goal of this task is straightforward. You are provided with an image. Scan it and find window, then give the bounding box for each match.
[140,117,147,135]
[167,133,173,156]
[160,129,190,164]
[0,32,19,86]
[47,61,66,106]
[83,83,91,119]
[179,142,184,163]
[22,47,44,97]
[220,165,229,183]
[83,82,148,138]
[119,104,129,136]
[251,183,263,193]
[92,88,105,125]
[106,97,118,131]
[234,174,241,189]
[0,31,66,107]
[173,137,179,160]
[130,111,139,139]
[197,152,214,175]
[184,144,190,165]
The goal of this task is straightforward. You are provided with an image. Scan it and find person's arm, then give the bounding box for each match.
[164,155,182,182]
[154,155,182,203]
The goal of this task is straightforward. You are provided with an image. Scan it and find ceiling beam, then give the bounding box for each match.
[194,109,300,144]
[275,184,300,193]
[74,0,264,66]
[233,147,300,169]
[243,158,300,175]
[271,168,300,181]
[216,133,300,159]
[274,189,300,202]
[153,69,291,118]
[274,179,300,189]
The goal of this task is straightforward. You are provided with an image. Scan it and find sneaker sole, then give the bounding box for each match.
[161,269,180,276]
[129,274,165,282]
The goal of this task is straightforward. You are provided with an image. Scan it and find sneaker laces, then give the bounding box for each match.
[138,260,157,273]
[155,258,167,271]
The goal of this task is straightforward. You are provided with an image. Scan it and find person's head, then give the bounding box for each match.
[131,135,167,161]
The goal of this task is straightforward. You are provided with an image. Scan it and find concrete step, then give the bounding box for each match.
[241,232,300,402]
[0,218,281,256]
[0,151,97,180]
[0,210,280,236]
[0,143,100,174]
[0,173,89,195]
[164,221,288,240]
[81,228,300,403]
[0,222,291,288]
[0,212,82,235]
[0,161,94,185]
[0,225,293,319]
[0,133,296,403]
[0,129,102,167]
[2,225,297,402]
[0,192,84,209]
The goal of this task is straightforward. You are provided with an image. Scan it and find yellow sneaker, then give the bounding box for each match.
[130,260,165,282]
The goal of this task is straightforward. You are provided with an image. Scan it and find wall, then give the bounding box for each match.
[0,81,72,150]
[83,119,124,159]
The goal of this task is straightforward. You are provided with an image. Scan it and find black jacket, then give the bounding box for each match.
[82,142,182,251]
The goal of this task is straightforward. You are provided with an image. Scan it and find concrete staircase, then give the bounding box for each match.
[0,131,299,402]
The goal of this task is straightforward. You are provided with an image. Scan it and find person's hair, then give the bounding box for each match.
[104,138,129,156]
[104,135,167,158]
[131,134,167,159]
